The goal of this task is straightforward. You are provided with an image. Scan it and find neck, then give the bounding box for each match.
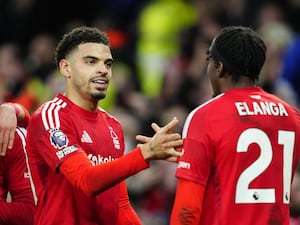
[222,75,256,92]
[64,91,99,112]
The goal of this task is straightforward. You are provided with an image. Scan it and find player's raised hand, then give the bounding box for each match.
[138,117,183,162]
[136,118,175,143]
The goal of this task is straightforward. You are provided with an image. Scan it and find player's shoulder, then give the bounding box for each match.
[29,96,70,130]
[264,90,299,113]
[189,94,224,117]
[34,96,69,116]
[183,95,224,130]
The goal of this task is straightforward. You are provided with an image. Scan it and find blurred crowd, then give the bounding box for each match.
[1,0,300,224]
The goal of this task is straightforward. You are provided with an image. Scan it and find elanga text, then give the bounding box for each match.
[235,101,288,116]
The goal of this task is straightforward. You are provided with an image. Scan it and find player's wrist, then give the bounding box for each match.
[139,143,153,162]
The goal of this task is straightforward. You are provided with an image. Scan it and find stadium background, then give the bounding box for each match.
[1,0,300,224]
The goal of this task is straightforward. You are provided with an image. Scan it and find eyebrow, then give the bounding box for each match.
[83,55,113,63]
[105,58,113,64]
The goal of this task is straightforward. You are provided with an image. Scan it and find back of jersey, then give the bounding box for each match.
[176,87,300,225]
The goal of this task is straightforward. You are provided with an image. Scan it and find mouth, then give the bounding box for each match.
[91,78,109,90]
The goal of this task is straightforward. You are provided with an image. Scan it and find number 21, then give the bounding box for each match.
[235,128,295,204]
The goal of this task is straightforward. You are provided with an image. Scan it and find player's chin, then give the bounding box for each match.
[91,91,106,100]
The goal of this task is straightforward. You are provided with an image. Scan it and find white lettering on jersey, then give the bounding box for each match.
[87,154,116,166]
[235,101,288,116]
[56,145,78,159]
[178,161,191,169]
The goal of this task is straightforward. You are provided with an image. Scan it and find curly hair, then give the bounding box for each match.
[210,26,267,82]
[55,26,110,67]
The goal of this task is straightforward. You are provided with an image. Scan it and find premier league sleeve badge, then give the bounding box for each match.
[49,128,69,149]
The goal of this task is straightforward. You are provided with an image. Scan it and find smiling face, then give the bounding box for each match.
[59,42,113,110]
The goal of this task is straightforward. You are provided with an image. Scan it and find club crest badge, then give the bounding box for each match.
[49,128,68,149]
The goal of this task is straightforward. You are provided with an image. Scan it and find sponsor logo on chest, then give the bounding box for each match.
[87,153,116,165]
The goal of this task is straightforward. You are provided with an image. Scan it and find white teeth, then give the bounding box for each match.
[93,80,105,84]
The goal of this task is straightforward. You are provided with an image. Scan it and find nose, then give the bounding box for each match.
[96,62,109,75]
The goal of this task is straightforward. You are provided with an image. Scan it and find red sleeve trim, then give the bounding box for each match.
[60,147,149,196]
[16,104,30,127]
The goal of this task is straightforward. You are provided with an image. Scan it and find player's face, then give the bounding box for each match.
[66,42,113,102]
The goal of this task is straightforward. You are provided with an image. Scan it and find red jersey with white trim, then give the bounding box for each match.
[176,87,300,225]
[0,127,34,225]
[26,94,125,225]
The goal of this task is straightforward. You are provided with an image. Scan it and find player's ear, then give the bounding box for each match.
[59,59,71,78]
[215,61,225,78]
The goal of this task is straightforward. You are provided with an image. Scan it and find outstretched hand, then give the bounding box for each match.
[137,118,183,162]
[136,118,175,143]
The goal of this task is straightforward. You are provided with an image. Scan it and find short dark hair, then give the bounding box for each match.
[55,26,110,67]
[209,26,266,82]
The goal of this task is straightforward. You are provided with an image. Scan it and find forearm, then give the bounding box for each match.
[60,147,149,196]
[171,179,205,225]
[118,181,142,225]
[0,201,34,225]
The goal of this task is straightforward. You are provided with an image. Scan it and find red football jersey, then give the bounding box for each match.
[26,94,125,225]
[176,87,300,225]
[0,127,34,225]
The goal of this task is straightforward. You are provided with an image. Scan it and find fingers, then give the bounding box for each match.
[167,148,183,158]
[7,128,15,150]
[137,131,182,148]
[137,118,179,144]
[165,156,180,162]
[151,123,160,133]
[0,129,5,156]
[157,117,178,134]
[136,135,151,144]
[0,127,12,156]
[161,138,183,149]
[0,143,8,156]
[138,117,183,162]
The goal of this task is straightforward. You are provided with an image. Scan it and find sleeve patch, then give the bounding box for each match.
[50,128,69,149]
